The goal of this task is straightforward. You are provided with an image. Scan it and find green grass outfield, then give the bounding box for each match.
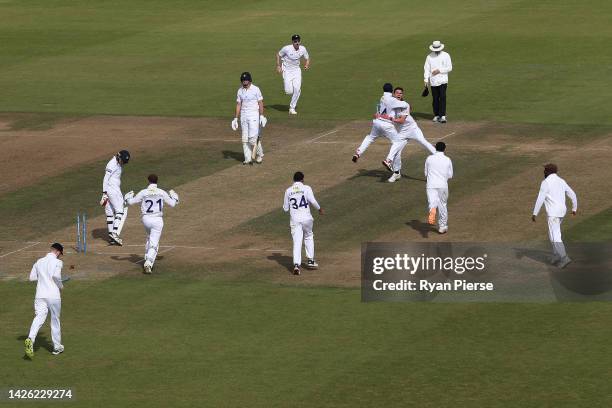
[2,276,612,407]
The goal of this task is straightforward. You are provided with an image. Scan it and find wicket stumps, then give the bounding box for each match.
[76,212,87,254]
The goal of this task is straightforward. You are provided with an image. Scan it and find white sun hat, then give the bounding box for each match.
[429,40,445,52]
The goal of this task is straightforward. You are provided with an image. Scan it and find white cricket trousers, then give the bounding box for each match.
[283,69,302,109]
[105,188,126,234]
[143,215,164,266]
[386,127,436,172]
[240,116,263,162]
[547,216,568,259]
[356,120,397,156]
[427,188,449,228]
[290,219,315,266]
[28,298,62,350]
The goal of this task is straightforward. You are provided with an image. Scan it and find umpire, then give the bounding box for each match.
[424,40,453,123]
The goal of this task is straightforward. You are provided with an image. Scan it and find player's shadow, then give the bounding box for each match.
[222,150,244,162]
[92,228,109,241]
[18,334,53,358]
[513,248,554,267]
[109,255,165,264]
[267,253,294,273]
[269,104,289,112]
[412,111,435,120]
[407,219,435,238]
[350,169,426,183]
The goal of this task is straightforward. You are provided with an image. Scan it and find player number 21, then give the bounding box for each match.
[290,195,308,209]
[145,199,162,213]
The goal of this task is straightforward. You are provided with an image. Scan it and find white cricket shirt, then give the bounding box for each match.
[377,92,408,124]
[236,84,263,118]
[424,51,453,87]
[532,174,578,218]
[103,157,122,192]
[29,253,63,300]
[283,182,320,222]
[278,45,309,72]
[425,152,453,189]
[127,183,178,217]
[394,102,418,132]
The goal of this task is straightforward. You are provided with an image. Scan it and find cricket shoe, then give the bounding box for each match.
[438,226,448,234]
[289,108,297,115]
[306,259,319,269]
[382,159,394,172]
[557,257,572,269]
[52,345,64,355]
[428,208,437,225]
[439,116,447,123]
[242,160,253,165]
[24,338,34,358]
[109,232,123,246]
[293,264,301,275]
[143,260,153,274]
[352,152,360,163]
[255,156,263,164]
[388,172,401,183]
[432,116,440,123]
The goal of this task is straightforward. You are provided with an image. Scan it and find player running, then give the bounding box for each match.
[352,83,408,163]
[125,174,180,274]
[425,142,453,234]
[276,34,310,115]
[283,171,324,276]
[101,150,130,245]
[231,72,267,165]
[381,87,436,182]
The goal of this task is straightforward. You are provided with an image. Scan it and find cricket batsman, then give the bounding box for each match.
[231,72,267,165]
[283,171,324,275]
[101,150,130,245]
[125,174,179,274]
[276,34,310,115]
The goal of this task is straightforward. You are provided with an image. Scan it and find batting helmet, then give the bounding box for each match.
[292,34,301,42]
[118,150,130,164]
[240,72,252,82]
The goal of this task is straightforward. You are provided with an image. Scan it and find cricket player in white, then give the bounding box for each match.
[380,87,436,182]
[352,83,408,163]
[101,150,130,245]
[125,174,179,274]
[283,171,324,275]
[24,243,65,358]
[425,142,453,233]
[532,163,578,268]
[231,72,267,165]
[276,34,310,115]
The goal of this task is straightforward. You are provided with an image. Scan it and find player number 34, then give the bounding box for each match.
[289,195,308,209]
[8,389,73,399]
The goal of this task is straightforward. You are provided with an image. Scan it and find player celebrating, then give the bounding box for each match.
[381,87,436,182]
[532,163,578,268]
[352,83,408,163]
[283,171,324,275]
[276,34,310,115]
[125,174,180,274]
[425,142,453,234]
[101,150,130,245]
[24,243,65,358]
[231,72,267,165]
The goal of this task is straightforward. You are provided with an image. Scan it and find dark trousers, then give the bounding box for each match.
[431,83,448,117]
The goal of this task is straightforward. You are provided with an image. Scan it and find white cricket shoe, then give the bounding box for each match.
[557,257,572,269]
[438,226,448,234]
[306,259,319,269]
[432,116,440,122]
[439,116,447,123]
[293,264,301,275]
[388,173,401,183]
[52,345,64,355]
[143,261,153,274]
[255,156,263,164]
[289,108,297,115]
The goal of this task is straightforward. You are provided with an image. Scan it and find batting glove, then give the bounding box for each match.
[100,192,109,206]
[259,115,267,128]
[231,118,239,131]
[169,189,180,203]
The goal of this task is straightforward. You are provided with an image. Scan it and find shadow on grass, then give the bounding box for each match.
[406,219,435,238]
[267,252,294,273]
[513,248,552,266]
[222,150,244,162]
[268,104,289,112]
[412,111,434,120]
[18,334,53,358]
[92,228,109,241]
[350,169,426,183]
